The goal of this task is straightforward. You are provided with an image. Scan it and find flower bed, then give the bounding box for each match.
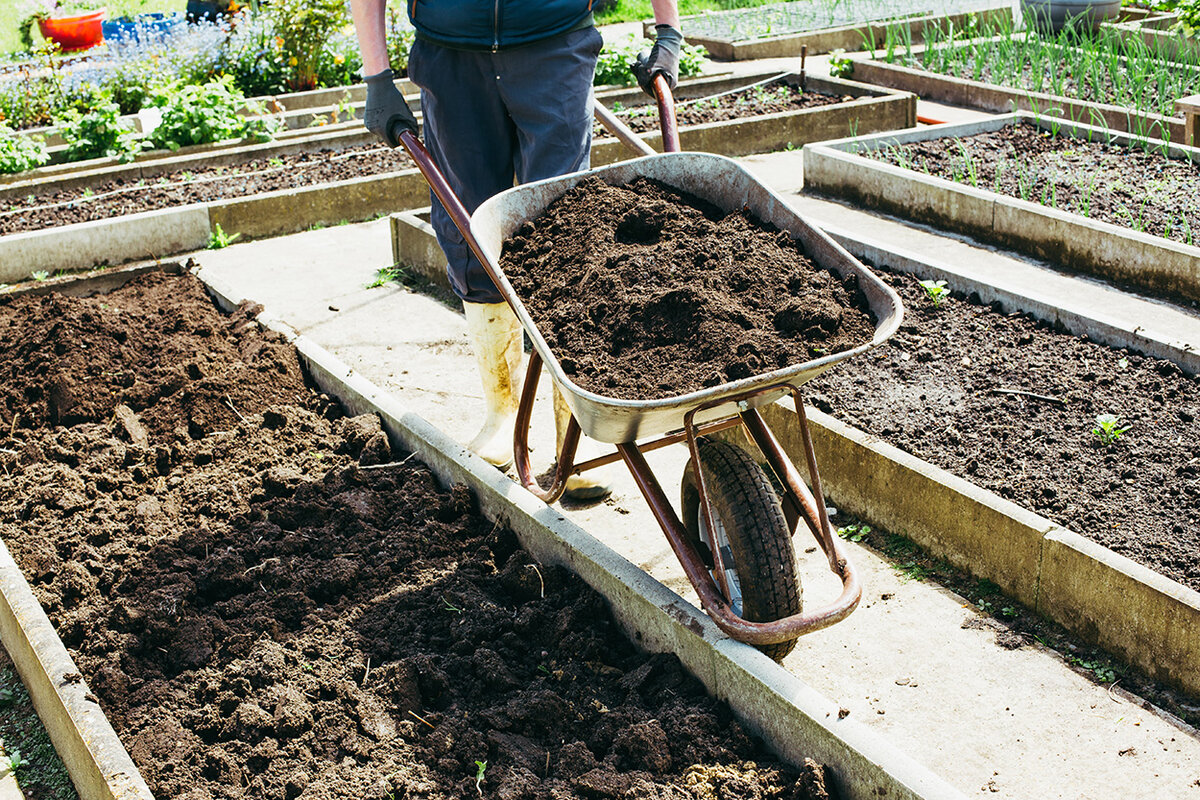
[0,269,839,799]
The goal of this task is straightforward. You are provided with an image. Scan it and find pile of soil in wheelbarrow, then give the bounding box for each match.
[809,268,1200,591]
[501,177,876,400]
[0,271,836,800]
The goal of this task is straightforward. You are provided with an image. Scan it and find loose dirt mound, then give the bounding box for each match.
[0,272,835,800]
[501,177,875,400]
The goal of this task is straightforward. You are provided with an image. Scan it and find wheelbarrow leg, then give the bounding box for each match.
[512,350,579,504]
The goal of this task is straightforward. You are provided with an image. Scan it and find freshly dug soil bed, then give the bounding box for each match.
[809,268,1200,590]
[0,272,835,800]
[599,80,853,135]
[866,122,1200,247]
[501,176,876,400]
[0,143,413,236]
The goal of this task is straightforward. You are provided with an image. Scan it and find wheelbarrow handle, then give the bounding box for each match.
[396,129,510,301]
[652,74,680,153]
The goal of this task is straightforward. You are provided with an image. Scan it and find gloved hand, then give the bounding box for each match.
[363,68,418,147]
[633,25,683,97]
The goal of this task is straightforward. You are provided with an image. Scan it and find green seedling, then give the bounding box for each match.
[836,522,871,542]
[31,270,49,282]
[208,223,241,250]
[474,760,487,796]
[895,559,928,583]
[918,279,950,307]
[441,596,463,614]
[5,748,27,773]
[1067,655,1118,684]
[828,48,854,78]
[1092,413,1130,445]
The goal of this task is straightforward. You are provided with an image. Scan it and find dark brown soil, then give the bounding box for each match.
[601,80,852,135]
[0,143,413,236]
[810,268,1200,590]
[0,271,835,800]
[501,177,876,400]
[866,122,1200,248]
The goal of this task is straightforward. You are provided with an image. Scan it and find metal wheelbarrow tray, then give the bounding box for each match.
[395,80,902,658]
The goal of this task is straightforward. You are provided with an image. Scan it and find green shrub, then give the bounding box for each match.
[56,101,143,163]
[0,125,51,174]
[385,6,416,74]
[267,0,352,91]
[149,77,278,151]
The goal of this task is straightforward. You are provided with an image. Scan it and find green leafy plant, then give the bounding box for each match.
[56,101,143,163]
[1092,413,1131,445]
[828,48,854,78]
[0,126,50,174]
[918,279,950,307]
[594,34,708,87]
[149,77,278,151]
[5,747,27,774]
[208,223,240,249]
[474,760,487,796]
[836,522,871,542]
[31,270,50,281]
[268,0,351,91]
[366,264,408,289]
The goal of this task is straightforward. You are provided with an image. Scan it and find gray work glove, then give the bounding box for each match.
[363,68,418,147]
[633,25,683,97]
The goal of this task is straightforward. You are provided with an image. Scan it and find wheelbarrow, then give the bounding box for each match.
[394,76,903,660]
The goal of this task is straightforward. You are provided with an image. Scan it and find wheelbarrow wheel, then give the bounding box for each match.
[681,438,803,661]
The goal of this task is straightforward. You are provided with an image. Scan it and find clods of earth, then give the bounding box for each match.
[501,176,876,400]
[0,271,837,799]
[810,268,1200,591]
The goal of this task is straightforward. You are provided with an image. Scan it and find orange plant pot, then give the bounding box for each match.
[38,9,107,52]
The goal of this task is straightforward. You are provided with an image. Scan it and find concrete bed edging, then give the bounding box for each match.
[389,202,1200,699]
[194,267,967,800]
[802,112,1200,303]
[645,5,1012,60]
[1,84,913,284]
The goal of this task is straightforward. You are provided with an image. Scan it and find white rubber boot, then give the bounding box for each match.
[463,301,523,469]
[553,384,614,502]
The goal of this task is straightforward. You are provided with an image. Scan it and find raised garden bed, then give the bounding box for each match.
[0,267,847,800]
[0,264,960,800]
[803,112,1200,304]
[846,16,1198,143]
[1,73,913,284]
[653,0,1012,59]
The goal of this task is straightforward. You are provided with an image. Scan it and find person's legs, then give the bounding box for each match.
[408,40,522,467]
[500,27,614,500]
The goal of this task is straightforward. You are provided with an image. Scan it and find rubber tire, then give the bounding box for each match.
[681,438,803,662]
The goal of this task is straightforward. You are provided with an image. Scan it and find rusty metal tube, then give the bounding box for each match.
[513,351,578,504]
[653,75,680,152]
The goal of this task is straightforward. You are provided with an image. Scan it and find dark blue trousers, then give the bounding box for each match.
[407,26,602,304]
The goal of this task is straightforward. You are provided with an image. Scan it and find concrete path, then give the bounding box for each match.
[192,180,1200,798]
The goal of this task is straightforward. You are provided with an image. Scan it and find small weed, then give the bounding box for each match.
[828,48,854,78]
[1092,413,1130,445]
[441,596,463,614]
[1000,606,1019,619]
[180,171,195,182]
[895,559,928,583]
[208,223,241,249]
[5,748,27,773]
[1067,655,1118,684]
[0,687,12,705]
[918,279,950,307]
[474,760,488,796]
[268,157,284,167]
[367,264,408,289]
[836,522,871,542]
[31,270,50,282]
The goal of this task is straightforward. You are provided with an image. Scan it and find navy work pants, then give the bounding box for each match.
[407,26,602,304]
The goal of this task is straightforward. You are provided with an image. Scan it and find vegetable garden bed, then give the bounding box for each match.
[0,73,913,283]
[846,15,1198,143]
[803,113,1200,303]
[0,268,841,800]
[651,0,1012,59]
